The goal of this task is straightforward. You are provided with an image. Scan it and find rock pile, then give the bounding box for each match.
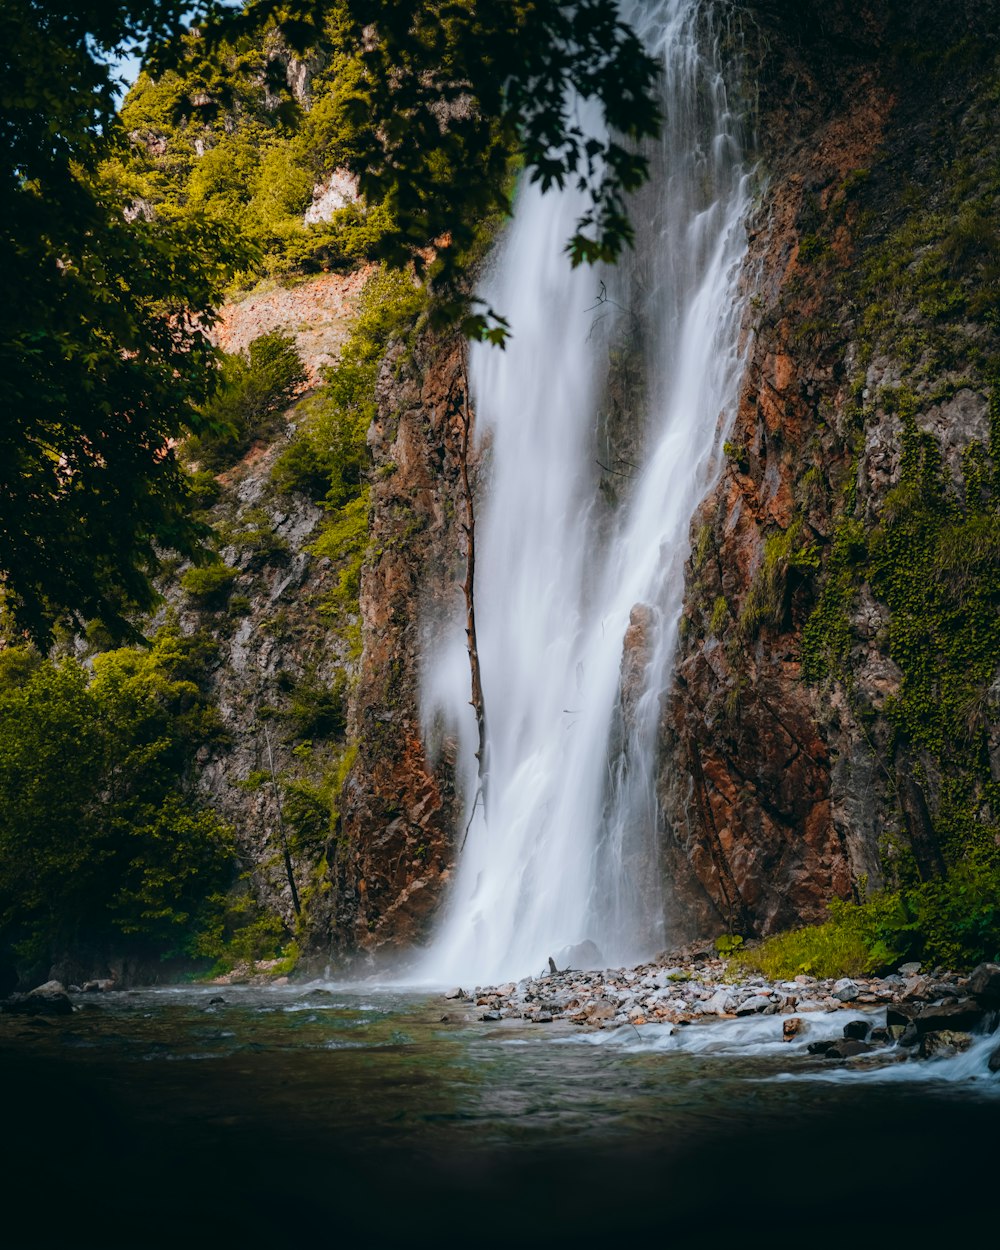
[446,953,1000,1065]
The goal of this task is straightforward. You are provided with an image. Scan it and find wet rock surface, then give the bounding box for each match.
[1,980,74,1016]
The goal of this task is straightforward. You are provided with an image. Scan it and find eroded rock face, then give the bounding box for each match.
[302,2,1000,958]
[323,333,472,961]
[659,0,1000,935]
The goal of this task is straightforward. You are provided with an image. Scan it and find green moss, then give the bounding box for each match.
[801,511,867,683]
[709,595,729,636]
[738,517,819,639]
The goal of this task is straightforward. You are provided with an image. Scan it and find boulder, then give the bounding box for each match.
[806,1039,836,1056]
[782,1017,804,1041]
[444,987,465,1000]
[1,982,73,1016]
[968,963,1000,1006]
[584,999,616,1023]
[825,1039,873,1059]
[554,940,604,972]
[914,998,986,1035]
[832,979,860,1002]
[887,1003,918,1027]
[843,1019,872,1041]
[987,1043,1000,1073]
[735,994,773,1016]
[918,1030,973,1060]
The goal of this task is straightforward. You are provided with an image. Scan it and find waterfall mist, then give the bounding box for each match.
[418,0,752,983]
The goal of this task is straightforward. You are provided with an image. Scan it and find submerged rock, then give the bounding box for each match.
[918,1031,973,1060]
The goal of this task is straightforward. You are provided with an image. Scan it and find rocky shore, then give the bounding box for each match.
[442,948,1000,1070]
[4,952,1000,1074]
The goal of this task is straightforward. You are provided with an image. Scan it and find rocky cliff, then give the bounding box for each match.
[659,0,1000,937]
[323,0,1000,957]
[322,332,471,963]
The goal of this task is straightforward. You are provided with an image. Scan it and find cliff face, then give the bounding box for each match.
[659,0,1000,937]
[321,332,471,964]
[327,0,1000,955]
[151,273,369,934]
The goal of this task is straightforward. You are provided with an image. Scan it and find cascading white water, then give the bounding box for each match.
[419,0,752,984]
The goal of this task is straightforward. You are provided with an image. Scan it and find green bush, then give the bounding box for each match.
[738,860,1000,980]
[737,922,875,981]
[181,560,239,606]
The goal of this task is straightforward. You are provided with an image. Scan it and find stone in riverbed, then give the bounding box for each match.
[987,1043,1000,1073]
[782,1017,804,1041]
[825,1039,873,1059]
[1,983,73,1016]
[736,995,772,1016]
[584,1000,616,1023]
[914,998,985,1034]
[444,987,465,1000]
[843,1019,872,1041]
[968,962,1000,1006]
[887,1003,918,1027]
[832,978,860,1002]
[897,1023,920,1048]
[917,1030,973,1059]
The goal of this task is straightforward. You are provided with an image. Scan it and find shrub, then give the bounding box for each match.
[181,560,239,606]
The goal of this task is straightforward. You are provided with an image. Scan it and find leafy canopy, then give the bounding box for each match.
[1,1,249,646]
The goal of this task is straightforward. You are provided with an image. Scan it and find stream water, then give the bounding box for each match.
[2,985,997,1248]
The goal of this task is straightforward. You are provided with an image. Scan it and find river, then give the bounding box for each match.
[3,983,996,1247]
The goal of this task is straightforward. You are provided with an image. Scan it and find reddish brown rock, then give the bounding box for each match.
[326,332,472,959]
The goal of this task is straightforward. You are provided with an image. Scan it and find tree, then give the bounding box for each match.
[0,624,234,976]
[0,2,243,646]
[1,1,660,645]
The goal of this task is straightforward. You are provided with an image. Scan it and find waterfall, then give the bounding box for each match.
[418,0,752,984]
